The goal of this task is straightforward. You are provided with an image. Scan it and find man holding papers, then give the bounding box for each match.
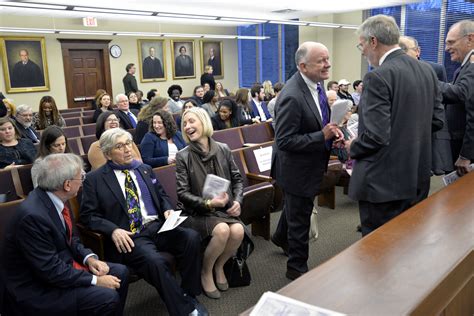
[80,128,208,316]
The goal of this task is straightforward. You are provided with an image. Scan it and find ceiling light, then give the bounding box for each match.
[58,30,115,35]
[340,25,358,30]
[73,6,151,16]
[268,20,309,26]
[0,27,56,34]
[115,32,163,37]
[157,13,218,20]
[219,17,269,24]
[308,23,341,28]
[162,34,203,38]
[0,2,68,10]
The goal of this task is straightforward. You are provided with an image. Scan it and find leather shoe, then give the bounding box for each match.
[271,234,289,256]
[189,297,209,316]
[286,268,303,281]
[216,281,229,291]
[203,288,221,299]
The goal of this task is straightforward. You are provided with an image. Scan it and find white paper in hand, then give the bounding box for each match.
[157,210,187,234]
[202,174,230,199]
[330,100,352,126]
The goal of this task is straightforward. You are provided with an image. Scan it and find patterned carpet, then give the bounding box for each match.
[124,176,445,315]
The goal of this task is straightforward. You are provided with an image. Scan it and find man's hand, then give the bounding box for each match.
[164,210,174,219]
[226,201,241,217]
[455,157,472,176]
[210,192,229,208]
[111,228,135,253]
[322,123,342,140]
[167,157,176,164]
[96,275,121,289]
[86,257,110,276]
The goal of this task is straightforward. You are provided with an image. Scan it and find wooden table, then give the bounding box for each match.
[242,172,474,315]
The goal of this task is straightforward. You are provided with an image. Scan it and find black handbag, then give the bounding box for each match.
[224,235,254,287]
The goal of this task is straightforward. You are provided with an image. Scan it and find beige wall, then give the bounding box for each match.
[1,11,364,110]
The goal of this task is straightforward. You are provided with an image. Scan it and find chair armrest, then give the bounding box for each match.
[246,173,272,182]
[76,223,105,260]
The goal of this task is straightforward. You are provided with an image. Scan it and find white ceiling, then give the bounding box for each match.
[1,0,420,26]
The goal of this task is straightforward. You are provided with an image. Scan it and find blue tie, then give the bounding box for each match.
[316,83,329,126]
[127,112,137,128]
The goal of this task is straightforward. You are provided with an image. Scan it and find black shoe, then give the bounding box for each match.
[188,297,209,316]
[271,234,289,256]
[285,268,303,281]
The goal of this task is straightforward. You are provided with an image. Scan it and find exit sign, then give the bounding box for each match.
[83,17,98,27]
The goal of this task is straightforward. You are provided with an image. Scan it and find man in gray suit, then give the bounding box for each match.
[271,42,342,280]
[347,15,444,236]
[439,20,474,176]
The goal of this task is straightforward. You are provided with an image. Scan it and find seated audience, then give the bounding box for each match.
[267,82,284,127]
[146,88,159,104]
[327,80,339,92]
[215,82,229,98]
[91,88,107,110]
[0,92,6,117]
[176,98,199,127]
[190,85,205,106]
[167,84,184,114]
[326,90,338,107]
[141,109,186,167]
[136,90,146,107]
[0,117,36,169]
[12,104,40,143]
[203,83,211,93]
[211,98,241,130]
[80,128,207,316]
[134,96,170,144]
[33,96,65,130]
[201,90,219,117]
[176,107,245,299]
[93,92,113,123]
[263,80,275,101]
[337,79,355,105]
[235,88,256,125]
[200,65,216,91]
[127,91,142,111]
[3,153,128,315]
[351,80,363,106]
[88,111,141,170]
[115,93,139,130]
[250,83,272,122]
[3,98,16,118]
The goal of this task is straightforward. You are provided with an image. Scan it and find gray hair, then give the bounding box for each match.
[115,93,127,103]
[357,14,400,46]
[34,153,83,191]
[16,104,32,114]
[450,19,474,37]
[399,35,418,52]
[99,128,132,156]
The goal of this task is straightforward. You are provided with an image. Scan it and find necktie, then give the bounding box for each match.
[123,170,143,233]
[134,170,158,216]
[62,205,88,271]
[28,128,38,142]
[316,83,329,126]
[127,112,137,128]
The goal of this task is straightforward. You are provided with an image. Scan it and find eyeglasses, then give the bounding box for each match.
[106,118,120,123]
[71,172,86,183]
[445,34,469,47]
[356,43,364,52]
[114,139,133,151]
[18,113,33,118]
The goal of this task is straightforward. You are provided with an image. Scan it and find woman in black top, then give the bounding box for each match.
[0,117,36,169]
[211,98,240,131]
[92,93,113,123]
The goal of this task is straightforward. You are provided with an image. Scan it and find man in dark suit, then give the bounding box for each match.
[115,93,139,130]
[80,128,207,316]
[271,42,342,280]
[348,15,444,236]
[207,48,221,76]
[2,154,128,315]
[10,49,45,88]
[250,83,272,123]
[142,47,164,79]
[122,63,138,95]
[439,19,474,176]
[12,104,40,143]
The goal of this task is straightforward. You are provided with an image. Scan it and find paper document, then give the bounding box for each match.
[251,291,346,316]
[330,100,352,126]
[442,164,474,186]
[253,146,273,172]
[157,210,187,234]
[346,122,358,138]
[202,174,230,199]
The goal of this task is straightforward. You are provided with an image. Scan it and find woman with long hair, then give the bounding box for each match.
[235,88,257,125]
[36,125,69,159]
[33,96,65,130]
[92,93,113,123]
[215,82,229,98]
[211,98,240,130]
[201,90,219,117]
[134,96,170,144]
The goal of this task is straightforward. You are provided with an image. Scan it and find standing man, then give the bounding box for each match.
[115,94,139,130]
[122,63,138,95]
[10,49,45,88]
[12,104,40,143]
[271,42,342,280]
[439,20,474,176]
[348,15,444,236]
[143,47,164,79]
[3,154,128,315]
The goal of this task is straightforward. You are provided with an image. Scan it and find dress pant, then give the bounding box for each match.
[274,191,314,273]
[124,222,201,316]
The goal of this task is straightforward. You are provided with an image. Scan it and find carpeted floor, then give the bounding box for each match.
[124,176,445,315]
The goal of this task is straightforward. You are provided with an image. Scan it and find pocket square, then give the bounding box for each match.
[151,178,157,184]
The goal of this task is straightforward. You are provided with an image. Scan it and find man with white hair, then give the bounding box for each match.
[114,93,139,130]
[12,104,40,143]
[326,90,338,107]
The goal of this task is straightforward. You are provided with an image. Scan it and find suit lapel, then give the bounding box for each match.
[37,189,68,243]
[454,52,473,83]
[102,164,128,215]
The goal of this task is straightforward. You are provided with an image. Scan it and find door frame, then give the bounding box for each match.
[58,39,112,109]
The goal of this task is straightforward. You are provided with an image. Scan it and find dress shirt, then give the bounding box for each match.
[45,191,97,285]
[252,98,268,121]
[300,73,324,122]
[461,49,473,67]
[123,110,137,126]
[379,47,401,66]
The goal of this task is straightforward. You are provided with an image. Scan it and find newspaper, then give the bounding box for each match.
[330,100,352,126]
[442,164,474,186]
[250,291,346,316]
[202,174,230,199]
[157,210,187,234]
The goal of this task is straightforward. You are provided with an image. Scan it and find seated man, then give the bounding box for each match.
[80,128,207,316]
[2,153,128,315]
[12,104,40,143]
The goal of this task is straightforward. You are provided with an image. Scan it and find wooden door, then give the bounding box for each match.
[59,39,112,109]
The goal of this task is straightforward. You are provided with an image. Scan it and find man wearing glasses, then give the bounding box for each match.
[12,104,40,143]
[439,19,474,176]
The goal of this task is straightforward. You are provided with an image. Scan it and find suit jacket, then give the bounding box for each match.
[115,109,139,130]
[425,60,447,82]
[439,54,474,160]
[271,72,330,198]
[12,116,40,143]
[3,188,93,313]
[122,73,138,95]
[140,131,186,167]
[349,49,444,203]
[250,99,272,122]
[80,163,171,262]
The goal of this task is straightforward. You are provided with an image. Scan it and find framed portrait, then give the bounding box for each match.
[200,41,224,79]
[170,40,195,79]
[137,39,167,82]
[1,36,50,93]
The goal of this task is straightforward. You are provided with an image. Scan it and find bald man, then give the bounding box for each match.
[11,49,44,88]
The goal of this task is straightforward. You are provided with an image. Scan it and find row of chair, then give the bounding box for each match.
[64,116,95,126]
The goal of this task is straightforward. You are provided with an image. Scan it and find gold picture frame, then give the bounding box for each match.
[170,40,195,79]
[137,39,167,82]
[1,36,50,93]
[200,40,224,79]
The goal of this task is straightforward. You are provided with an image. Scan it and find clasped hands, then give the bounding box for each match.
[86,256,121,290]
[209,192,241,217]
